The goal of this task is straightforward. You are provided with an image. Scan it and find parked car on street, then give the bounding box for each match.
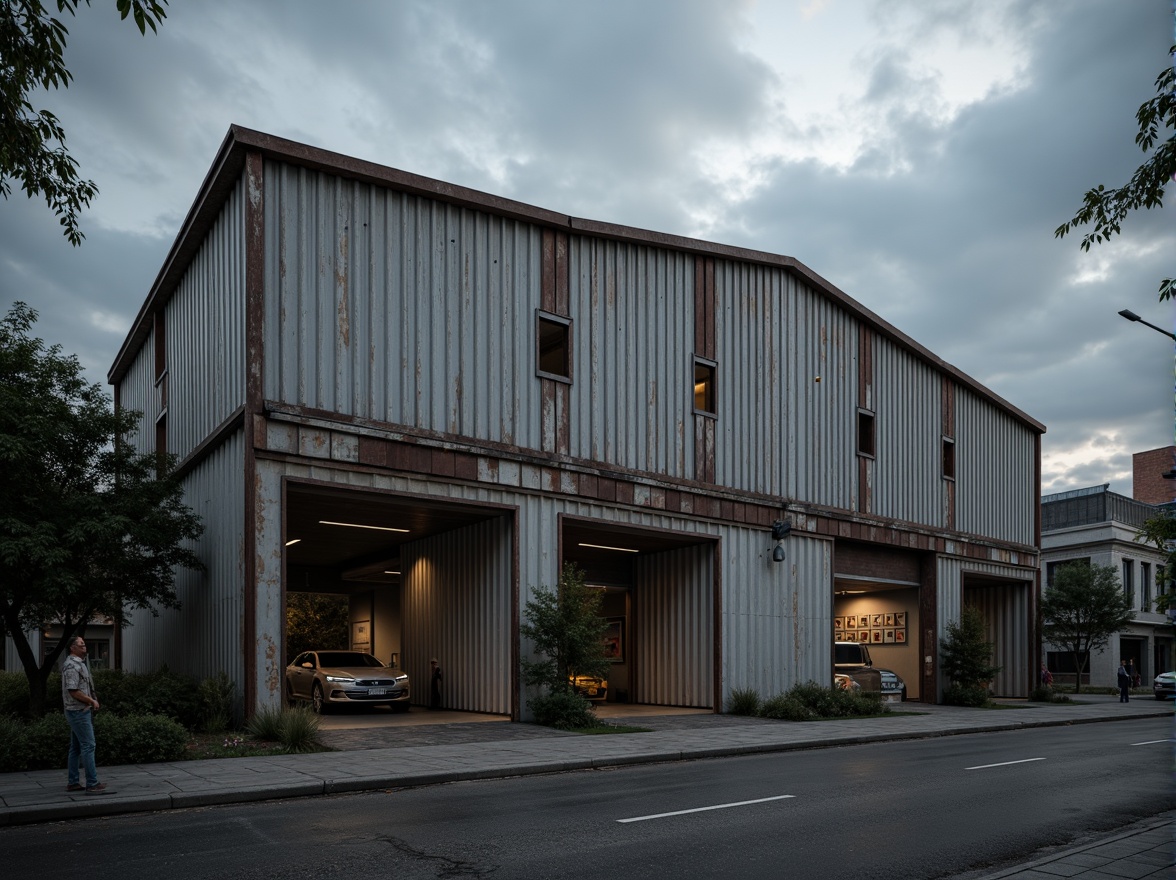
[285,650,410,713]
[836,641,905,703]
[1153,671,1175,701]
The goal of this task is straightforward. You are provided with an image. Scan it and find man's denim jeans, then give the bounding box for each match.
[66,708,98,788]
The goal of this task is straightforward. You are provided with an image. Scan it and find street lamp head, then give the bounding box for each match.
[1117,309,1141,322]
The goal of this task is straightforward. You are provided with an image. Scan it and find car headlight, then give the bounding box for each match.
[325,675,354,683]
[395,674,408,682]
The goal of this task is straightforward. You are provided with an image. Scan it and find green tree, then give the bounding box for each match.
[0,302,203,717]
[1135,511,1176,614]
[1041,562,1134,694]
[1055,45,1175,302]
[0,0,168,245]
[519,562,609,728]
[940,605,1003,705]
[285,593,349,660]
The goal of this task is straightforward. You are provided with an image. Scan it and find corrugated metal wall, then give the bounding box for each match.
[166,176,247,458]
[713,264,858,506]
[938,556,1033,699]
[955,388,1036,545]
[567,239,694,477]
[121,431,246,708]
[264,163,543,447]
[400,516,513,714]
[721,532,833,702]
[633,543,713,707]
[117,327,157,455]
[872,335,943,526]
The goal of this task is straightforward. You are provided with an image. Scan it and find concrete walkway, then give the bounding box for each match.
[1,694,1171,877]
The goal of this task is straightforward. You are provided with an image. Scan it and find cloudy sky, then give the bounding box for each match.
[1,0,1172,496]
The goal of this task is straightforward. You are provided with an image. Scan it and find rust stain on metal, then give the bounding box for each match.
[262,636,279,695]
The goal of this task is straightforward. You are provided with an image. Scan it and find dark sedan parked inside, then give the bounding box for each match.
[285,651,410,713]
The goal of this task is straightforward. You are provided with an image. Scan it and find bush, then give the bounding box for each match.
[0,715,30,771]
[0,670,63,717]
[109,667,203,730]
[246,705,286,741]
[528,689,598,730]
[22,712,72,770]
[198,672,237,733]
[1029,686,1072,704]
[277,706,323,753]
[727,687,762,716]
[944,684,990,707]
[758,681,886,721]
[95,713,188,765]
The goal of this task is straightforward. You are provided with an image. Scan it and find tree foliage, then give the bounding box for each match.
[0,0,167,245]
[1135,510,1176,614]
[285,593,349,659]
[1055,45,1175,302]
[1041,562,1134,693]
[939,605,1003,703]
[0,302,203,716]
[519,562,609,728]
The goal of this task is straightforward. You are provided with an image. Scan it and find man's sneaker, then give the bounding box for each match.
[84,783,108,795]
[66,783,85,792]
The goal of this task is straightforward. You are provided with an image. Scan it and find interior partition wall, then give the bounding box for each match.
[399,516,513,715]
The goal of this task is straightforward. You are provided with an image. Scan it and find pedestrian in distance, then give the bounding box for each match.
[1116,660,1131,703]
[62,636,107,794]
[429,658,443,710]
[1126,659,1139,688]
[1040,662,1053,688]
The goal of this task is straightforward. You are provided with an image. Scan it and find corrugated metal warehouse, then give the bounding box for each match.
[106,125,1044,718]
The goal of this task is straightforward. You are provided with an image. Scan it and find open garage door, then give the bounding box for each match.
[284,482,515,717]
[561,518,716,711]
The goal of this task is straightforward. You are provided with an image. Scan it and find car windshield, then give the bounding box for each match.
[316,652,384,668]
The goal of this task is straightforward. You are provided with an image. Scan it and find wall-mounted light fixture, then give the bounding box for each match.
[771,519,791,563]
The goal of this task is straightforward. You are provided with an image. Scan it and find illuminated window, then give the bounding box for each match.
[857,409,875,458]
[536,311,572,381]
[694,358,716,414]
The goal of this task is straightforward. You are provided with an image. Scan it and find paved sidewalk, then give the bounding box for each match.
[1,694,1171,877]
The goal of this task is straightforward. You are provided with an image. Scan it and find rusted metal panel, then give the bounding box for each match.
[164,175,247,459]
[264,162,543,450]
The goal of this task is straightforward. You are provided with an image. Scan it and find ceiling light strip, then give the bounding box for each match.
[578,542,639,553]
[319,520,410,533]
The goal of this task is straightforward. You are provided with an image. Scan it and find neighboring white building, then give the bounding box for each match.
[104,126,1044,717]
[1041,485,1172,688]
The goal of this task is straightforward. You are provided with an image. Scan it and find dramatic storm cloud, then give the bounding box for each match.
[1,0,1171,494]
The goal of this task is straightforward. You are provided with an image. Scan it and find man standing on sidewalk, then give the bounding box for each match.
[62,637,107,794]
[1116,660,1132,703]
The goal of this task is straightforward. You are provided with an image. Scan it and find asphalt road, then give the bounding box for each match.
[4,716,1172,879]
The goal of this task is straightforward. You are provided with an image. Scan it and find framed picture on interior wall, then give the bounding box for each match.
[871,628,883,643]
[603,618,625,663]
[884,629,896,643]
[895,628,907,643]
[884,613,895,627]
[845,615,857,628]
[895,612,907,627]
[351,620,370,653]
[858,629,870,643]
[834,617,844,630]
[871,613,883,627]
[835,630,844,641]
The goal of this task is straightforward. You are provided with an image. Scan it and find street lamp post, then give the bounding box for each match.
[1117,309,1176,341]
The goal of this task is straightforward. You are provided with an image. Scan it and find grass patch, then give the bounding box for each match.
[567,724,651,735]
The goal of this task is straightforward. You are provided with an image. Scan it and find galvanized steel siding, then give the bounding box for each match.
[712,264,858,505]
[264,162,542,447]
[121,431,246,707]
[721,532,833,701]
[166,176,247,458]
[872,336,942,525]
[400,517,513,715]
[568,240,694,477]
[955,388,1036,545]
[634,544,713,707]
[118,329,157,455]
